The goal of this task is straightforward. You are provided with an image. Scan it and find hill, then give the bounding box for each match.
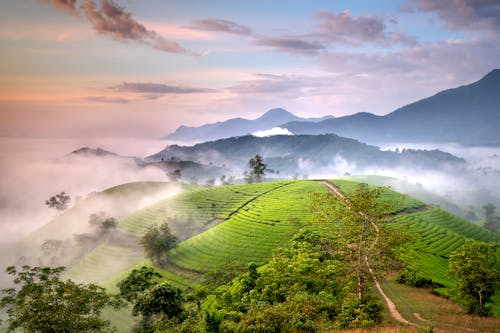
[148,134,465,175]
[285,69,500,146]
[162,108,333,142]
[2,180,499,332]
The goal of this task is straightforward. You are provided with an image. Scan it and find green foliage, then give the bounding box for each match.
[139,223,178,265]
[248,154,266,183]
[309,182,400,300]
[0,265,122,333]
[133,282,183,319]
[396,268,433,288]
[192,229,383,331]
[335,293,383,329]
[118,266,162,303]
[449,241,499,316]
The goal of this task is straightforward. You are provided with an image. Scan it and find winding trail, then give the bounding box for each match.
[318,180,416,327]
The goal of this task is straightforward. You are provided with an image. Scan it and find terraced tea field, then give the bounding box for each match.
[168,180,327,272]
[392,208,499,286]
[118,181,293,237]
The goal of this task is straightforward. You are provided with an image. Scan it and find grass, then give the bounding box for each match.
[64,242,144,286]
[168,180,327,273]
[331,179,426,213]
[117,181,293,237]
[382,275,500,332]
[15,178,496,332]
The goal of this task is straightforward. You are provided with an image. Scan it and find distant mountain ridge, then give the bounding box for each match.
[165,69,500,146]
[162,108,333,142]
[149,134,465,175]
[284,69,500,145]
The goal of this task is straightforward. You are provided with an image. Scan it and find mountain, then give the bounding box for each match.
[284,69,500,145]
[69,147,120,157]
[162,108,333,142]
[64,147,227,181]
[148,134,465,175]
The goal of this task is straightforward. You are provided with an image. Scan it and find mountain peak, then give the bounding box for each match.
[257,108,295,121]
[480,68,500,83]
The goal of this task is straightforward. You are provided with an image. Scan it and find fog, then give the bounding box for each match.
[1,136,499,246]
[0,137,175,244]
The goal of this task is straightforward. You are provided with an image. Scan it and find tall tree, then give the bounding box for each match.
[0,266,122,333]
[309,183,400,301]
[449,241,499,316]
[248,154,266,183]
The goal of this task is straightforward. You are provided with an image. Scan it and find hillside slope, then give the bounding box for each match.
[285,69,500,145]
[148,134,465,175]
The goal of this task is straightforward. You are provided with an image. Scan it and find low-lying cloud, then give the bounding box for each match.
[252,127,294,137]
[0,138,172,244]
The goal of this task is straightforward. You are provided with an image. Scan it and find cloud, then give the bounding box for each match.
[410,0,500,34]
[254,37,325,55]
[320,39,500,79]
[41,0,194,54]
[83,96,131,104]
[189,18,252,35]
[110,82,216,94]
[42,0,79,16]
[251,127,294,137]
[315,10,417,46]
[227,74,306,95]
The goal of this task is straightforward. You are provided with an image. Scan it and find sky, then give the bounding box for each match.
[0,0,500,151]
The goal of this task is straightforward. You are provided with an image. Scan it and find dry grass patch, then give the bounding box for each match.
[382,276,500,332]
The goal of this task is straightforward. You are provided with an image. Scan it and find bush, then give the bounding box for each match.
[396,268,433,288]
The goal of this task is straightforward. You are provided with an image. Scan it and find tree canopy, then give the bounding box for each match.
[449,241,499,316]
[139,223,178,265]
[45,192,71,212]
[0,266,122,333]
[248,154,266,183]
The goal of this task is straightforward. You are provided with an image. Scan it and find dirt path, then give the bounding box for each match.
[318,180,416,327]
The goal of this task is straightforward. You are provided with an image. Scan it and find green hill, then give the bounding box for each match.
[2,179,499,332]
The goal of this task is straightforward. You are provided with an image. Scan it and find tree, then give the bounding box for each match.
[482,203,499,234]
[449,241,499,316]
[133,282,183,319]
[0,266,122,333]
[167,169,182,182]
[118,266,162,303]
[45,192,70,212]
[309,183,400,301]
[88,212,117,235]
[40,239,64,265]
[139,223,178,265]
[248,154,266,183]
[482,203,496,219]
[205,178,215,187]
